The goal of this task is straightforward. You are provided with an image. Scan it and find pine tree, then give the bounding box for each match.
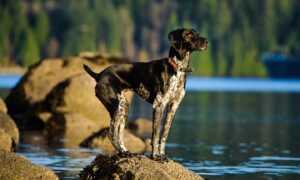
[0,7,10,66]
[231,33,243,76]
[216,52,227,76]
[35,10,50,47]
[18,29,40,67]
[118,7,134,57]
[62,1,97,55]
[260,0,277,50]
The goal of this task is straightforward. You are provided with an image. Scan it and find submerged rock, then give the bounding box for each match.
[0,150,58,180]
[80,127,145,154]
[80,154,204,180]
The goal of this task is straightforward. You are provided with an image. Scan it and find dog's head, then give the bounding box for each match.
[168,28,208,58]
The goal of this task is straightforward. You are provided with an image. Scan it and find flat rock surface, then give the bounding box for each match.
[80,154,204,180]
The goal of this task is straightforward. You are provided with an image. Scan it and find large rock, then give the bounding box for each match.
[0,99,19,151]
[42,74,110,129]
[0,150,58,180]
[80,127,145,154]
[0,127,12,151]
[80,154,204,180]
[5,53,129,130]
[0,98,7,113]
[0,111,19,146]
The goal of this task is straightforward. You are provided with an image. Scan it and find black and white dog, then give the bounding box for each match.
[83,28,208,160]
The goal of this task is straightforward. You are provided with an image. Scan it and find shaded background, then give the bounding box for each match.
[1,0,300,76]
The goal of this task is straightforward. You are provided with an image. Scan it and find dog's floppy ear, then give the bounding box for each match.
[168,29,184,51]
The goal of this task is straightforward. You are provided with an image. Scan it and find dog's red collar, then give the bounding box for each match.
[168,58,194,73]
[168,58,178,71]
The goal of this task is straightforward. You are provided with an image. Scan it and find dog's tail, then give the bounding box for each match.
[83,64,98,81]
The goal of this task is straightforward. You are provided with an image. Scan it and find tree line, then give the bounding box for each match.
[0,0,299,77]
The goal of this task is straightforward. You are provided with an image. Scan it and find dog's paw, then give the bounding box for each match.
[117,151,136,158]
[151,154,169,163]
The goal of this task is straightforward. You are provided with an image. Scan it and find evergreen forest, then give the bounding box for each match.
[1,0,300,76]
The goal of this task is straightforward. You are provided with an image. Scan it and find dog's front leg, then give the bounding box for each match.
[158,103,177,156]
[159,90,185,156]
[152,105,164,159]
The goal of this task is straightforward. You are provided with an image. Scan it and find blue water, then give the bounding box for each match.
[0,74,21,88]
[1,74,300,179]
[1,74,300,92]
[187,77,300,92]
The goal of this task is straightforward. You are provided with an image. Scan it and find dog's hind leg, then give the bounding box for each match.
[95,82,129,154]
[109,90,129,154]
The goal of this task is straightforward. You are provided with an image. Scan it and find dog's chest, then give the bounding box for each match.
[153,71,185,108]
[168,71,185,94]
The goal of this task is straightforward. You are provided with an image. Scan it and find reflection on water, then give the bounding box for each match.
[18,131,101,178]
[1,85,300,179]
[131,92,300,180]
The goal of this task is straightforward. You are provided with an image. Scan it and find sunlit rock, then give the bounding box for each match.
[0,128,12,151]
[80,154,204,180]
[5,53,129,130]
[0,98,7,113]
[0,150,58,180]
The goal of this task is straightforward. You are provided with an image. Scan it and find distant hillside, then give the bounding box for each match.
[0,0,299,77]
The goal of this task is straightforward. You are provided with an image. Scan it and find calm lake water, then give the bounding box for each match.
[1,74,300,179]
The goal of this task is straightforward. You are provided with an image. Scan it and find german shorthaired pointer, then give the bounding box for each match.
[83,28,208,160]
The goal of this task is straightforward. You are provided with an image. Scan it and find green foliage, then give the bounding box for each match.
[231,33,244,77]
[0,0,299,76]
[213,1,232,39]
[190,48,214,76]
[18,29,40,67]
[62,1,97,56]
[118,8,134,57]
[0,7,10,66]
[34,10,50,46]
[166,12,179,33]
[216,52,227,76]
[94,0,122,55]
